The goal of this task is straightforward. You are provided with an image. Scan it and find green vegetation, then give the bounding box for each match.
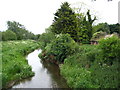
[2,30,17,41]
[52,2,78,41]
[39,34,79,63]
[1,1,119,89]
[51,2,96,43]
[93,23,110,34]
[39,33,120,88]
[109,23,120,35]
[93,23,120,36]
[1,40,39,88]
[1,21,40,41]
[60,36,120,88]
[38,31,56,50]
[38,2,120,88]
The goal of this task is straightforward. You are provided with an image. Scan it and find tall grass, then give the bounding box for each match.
[1,40,39,88]
[60,41,119,88]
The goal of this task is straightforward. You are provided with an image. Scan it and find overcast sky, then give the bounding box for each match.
[0,0,119,34]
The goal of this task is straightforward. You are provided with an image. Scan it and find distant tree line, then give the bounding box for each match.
[0,21,40,41]
[93,23,120,35]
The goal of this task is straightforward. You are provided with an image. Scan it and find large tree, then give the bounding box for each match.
[109,23,120,35]
[2,30,17,41]
[7,21,35,40]
[93,23,110,34]
[76,10,96,43]
[52,2,78,41]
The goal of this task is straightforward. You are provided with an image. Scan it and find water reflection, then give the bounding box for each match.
[12,49,69,88]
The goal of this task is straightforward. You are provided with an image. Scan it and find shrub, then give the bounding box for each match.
[39,32,56,50]
[60,45,100,88]
[2,30,17,41]
[41,34,79,63]
[61,59,99,88]
[90,61,119,88]
[98,36,120,65]
[60,42,120,88]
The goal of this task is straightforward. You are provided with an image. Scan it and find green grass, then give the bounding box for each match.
[60,44,119,88]
[1,40,40,88]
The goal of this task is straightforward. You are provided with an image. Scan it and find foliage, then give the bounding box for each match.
[61,65,95,88]
[39,34,79,63]
[77,25,90,44]
[51,2,96,43]
[76,10,96,43]
[7,21,35,40]
[98,36,120,65]
[82,10,96,41]
[93,23,110,34]
[2,30,17,41]
[93,23,120,36]
[2,40,40,88]
[60,45,99,88]
[52,2,78,41]
[90,61,119,88]
[60,43,119,88]
[109,23,120,35]
[39,32,56,50]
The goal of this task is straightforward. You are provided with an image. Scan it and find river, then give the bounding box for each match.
[12,49,69,88]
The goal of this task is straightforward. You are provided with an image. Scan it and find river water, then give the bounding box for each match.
[12,49,69,88]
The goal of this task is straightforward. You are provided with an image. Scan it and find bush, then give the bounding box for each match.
[60,42,120,88]
[39,32,56,50]
[98,36,120,65]
[90,61,119,88]
[60,45,100,88]
[2,30,17,41]
[61,65,95,88]
[40,34,79,63]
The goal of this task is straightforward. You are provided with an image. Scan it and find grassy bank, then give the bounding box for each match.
[39,34,120,88]
[60,37,120,88]
[1,40,40,89]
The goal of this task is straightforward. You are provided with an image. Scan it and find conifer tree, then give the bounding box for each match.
[52,2,78,41]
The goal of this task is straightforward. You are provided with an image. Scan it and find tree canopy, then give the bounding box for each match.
[2,30,17,41]
[7,21,36,40]
[52,2,78,41]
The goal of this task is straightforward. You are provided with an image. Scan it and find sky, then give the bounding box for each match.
[0,0,119,34]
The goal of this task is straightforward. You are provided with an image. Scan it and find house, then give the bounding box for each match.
[90,33,118,45]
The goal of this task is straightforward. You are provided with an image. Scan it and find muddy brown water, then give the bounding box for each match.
[12,49,69,88]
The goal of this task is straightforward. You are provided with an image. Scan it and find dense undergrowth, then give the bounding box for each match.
[1,40,40,88]
[39,34,120,88]
[61,36,120,88]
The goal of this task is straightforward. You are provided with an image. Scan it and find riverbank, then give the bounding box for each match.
[1,40,40,89]
[13,49,69,88]
[39,35,120,88]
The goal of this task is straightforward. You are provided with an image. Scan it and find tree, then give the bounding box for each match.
[52,2,78,41]
[39,32,56,49]
[93,23,110,34]
[7,21,35,40]
[109,23,120,35]
[99,36,120,65]
[83,10,96,40]
[76,10,96,43]
[2,30,17,41]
